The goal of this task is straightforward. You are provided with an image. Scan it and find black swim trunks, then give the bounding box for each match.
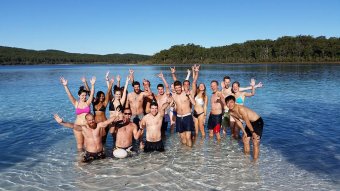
[176,114,194,133]
[208,113,222,130]
[144,140,165,152]
[245,117,264,139]
[83,150,106,162]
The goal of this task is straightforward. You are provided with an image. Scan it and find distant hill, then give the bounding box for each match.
[150,35,340,64]
[0,46,151,65]
[1,35,340,65]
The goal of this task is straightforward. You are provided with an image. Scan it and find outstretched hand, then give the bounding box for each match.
[105,71,110,81]
[81,76,86,83]
[90,76,96,85]
[54,114,63,123]
[170,67,176,74]
[158,72,164,78]
[255,82,263,88]
[116,75,121,82]
[60,77,68,86]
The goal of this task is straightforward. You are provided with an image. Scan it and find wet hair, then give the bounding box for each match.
[157,84,164,88]
[231,81,240,94]
[143,80,151,87]
[196,83,206,99]
[211,80,219,85]
[223,76,231,81]
[174,80,182,87]
[132,81,140,87]
[113,85,123,94]
[78,86,89,96]
[183,80,190,85]
[225,95,236,104]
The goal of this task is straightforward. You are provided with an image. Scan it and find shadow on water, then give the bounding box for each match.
[262,99,340,184]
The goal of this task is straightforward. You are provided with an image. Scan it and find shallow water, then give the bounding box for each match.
[0,64,339,190]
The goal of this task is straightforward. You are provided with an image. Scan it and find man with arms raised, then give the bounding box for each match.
[140,97,172,152]
[172,80,196,147]
[110,108,144,158]
[53,113,121,162]
[225,95,264,160]
[155,72,171,137]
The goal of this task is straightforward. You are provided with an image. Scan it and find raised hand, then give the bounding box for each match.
[221,81,225,89]
[129,69,134,75]
[116,75,121,82]
[60,77,68,86]
[109,77,114,85]
[195,64,200,72]
[250,78,256,87]
[255,82,263,88]
[105,71,110,81]
[90,76,96,85]
[81,76,86,83]
[54,114,63,123]
[157,72,164,78]
[170,67,176,74]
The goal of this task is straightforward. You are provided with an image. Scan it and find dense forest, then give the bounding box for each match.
[150,35,340,64]
[0,46,151,65]
[1,35,339,65]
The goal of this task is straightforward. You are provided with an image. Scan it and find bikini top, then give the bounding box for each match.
[75,105,90,115]
[93,104,106,112]
[195,96,204,106]
[235,96,244,105]
[109,101,124,112]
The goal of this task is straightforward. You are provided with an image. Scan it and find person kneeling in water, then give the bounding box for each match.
[140,97,172,152]
[53,113,121,162]
[110,108,144,158]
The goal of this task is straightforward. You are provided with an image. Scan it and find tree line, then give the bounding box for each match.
[1,35,339,65]
[0,47,150,65]
[150,35,340,64]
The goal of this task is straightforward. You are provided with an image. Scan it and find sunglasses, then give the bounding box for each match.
[124,113,132,115]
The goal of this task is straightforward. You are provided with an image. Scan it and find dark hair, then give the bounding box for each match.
[157,84,164,88]
[143,80,151,87]
[183,80,190,85]
[225,95,235,104]
[174,80,182,87]
[113,85,123,94]
[231,81,240,94]
[196,83,206,99]
[211,80,219,85]
[93,91,105,105]
[223,76,231,81]
[150,100,158,108]
[78,86,89,96]
[132,81,140,87]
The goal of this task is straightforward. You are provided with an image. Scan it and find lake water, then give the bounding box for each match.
[0,64,339,190]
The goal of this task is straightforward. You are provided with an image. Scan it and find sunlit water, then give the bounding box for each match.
[0,64,339,190]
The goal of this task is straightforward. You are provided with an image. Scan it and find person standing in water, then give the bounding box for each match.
[60,76,96,151]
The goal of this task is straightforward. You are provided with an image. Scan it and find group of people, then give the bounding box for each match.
[54,65,264,162]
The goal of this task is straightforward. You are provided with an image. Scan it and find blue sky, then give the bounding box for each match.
[1,0,339,55]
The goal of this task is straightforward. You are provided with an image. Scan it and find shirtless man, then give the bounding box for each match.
[53,113,120,162]
[170,65,198,96]
[172,80,196,147]
[140,98,171,152]
[155,72,170,137]
[109,108,144,155]
[208,80,224,140]
[225,95,264,160]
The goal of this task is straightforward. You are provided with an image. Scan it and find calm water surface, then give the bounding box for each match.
[0,64,339,190]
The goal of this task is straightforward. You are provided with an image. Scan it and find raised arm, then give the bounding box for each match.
[60,77,77,106]
[99,112,123,128]
[86,76,96,105]
[53,114,82,131]
[158,72,170,95]
[185,69,191,81]
[170,67,177,82]
[240,78,263,91]
[129,69,134,84]
[105,71,110,88]
[81,76,90,92]
[190,65,199,95]
[186,92,196,106]
[159,96,172,116]
[243,79,255,97]
[120,75,130,106]
[104,78,114,106]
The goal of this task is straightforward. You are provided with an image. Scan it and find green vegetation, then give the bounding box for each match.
[151,35,340,64]
[0,46,150,65]
[1,35,339,65]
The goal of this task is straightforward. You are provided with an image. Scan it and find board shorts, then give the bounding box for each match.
[245,117,264,139]
[131,114,144,129]
[176,113,194,133]
[208,113,223,134]
[144,140,165,152]
[83,150,106,162]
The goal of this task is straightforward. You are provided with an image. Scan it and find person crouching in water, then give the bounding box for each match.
[53,113,121,162]
[225,95,264,160]
[140,98,172,152]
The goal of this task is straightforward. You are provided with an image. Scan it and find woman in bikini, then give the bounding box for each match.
[193,83,208,137]
[60,76,96,151]
[230,79,256,138]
